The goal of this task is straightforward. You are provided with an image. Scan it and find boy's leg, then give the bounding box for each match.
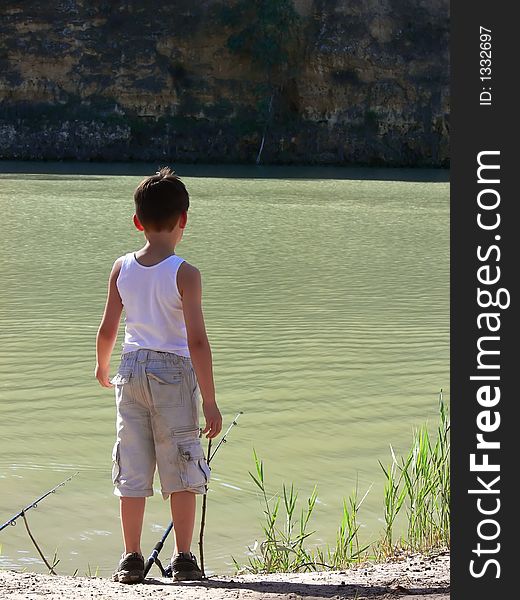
[113,494,147,583]
[120,497,146,554]
[170,491,196,555]
[146,352,209,578]
[169,490,202,580]
[111,351,156,583]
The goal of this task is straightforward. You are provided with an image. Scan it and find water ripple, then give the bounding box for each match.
[0,166,448,576]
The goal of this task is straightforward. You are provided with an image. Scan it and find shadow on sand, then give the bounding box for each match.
[143,575,450,599]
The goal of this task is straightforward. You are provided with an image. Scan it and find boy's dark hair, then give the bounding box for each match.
[134,167,189,232]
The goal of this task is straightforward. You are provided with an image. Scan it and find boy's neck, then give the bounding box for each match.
[137,238,177,260]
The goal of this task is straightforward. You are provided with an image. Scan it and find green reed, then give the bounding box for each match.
[314,481,371,570]
[234,392,450,574]
[380,391,450,553]
[231,449,320,573]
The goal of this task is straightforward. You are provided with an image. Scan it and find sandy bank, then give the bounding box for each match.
[0,551,449,600]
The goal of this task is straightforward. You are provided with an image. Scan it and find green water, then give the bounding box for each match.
[0,162,449,576]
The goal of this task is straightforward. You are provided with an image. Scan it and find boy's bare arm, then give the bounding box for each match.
[95,259,123,388]
[180,263,222,439]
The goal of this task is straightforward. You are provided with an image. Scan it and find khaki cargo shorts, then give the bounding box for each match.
[110,349,210,499]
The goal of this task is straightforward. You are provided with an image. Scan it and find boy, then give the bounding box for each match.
[95,167,222,584]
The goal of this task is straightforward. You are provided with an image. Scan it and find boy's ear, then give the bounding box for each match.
[133,214,144,231]
[179,210,188,230]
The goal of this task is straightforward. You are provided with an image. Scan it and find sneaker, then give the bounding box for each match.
[170,551,203,581]
[112,552,145,584]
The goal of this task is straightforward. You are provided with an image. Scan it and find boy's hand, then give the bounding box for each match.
[201,402,222,439]
[95,364,114,388]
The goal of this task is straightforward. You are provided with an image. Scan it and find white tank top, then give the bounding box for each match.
[116,252,190,357]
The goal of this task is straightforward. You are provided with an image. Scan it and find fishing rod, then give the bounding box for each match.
[143,522,173,577]
[0,472,79,533]
[208,411,243,463]
[144,412,243,578]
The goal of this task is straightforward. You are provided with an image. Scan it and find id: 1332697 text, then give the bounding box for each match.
[480,26,492,106]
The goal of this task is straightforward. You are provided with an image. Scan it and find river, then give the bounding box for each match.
[0,162,449,576]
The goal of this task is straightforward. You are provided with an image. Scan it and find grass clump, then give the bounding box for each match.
[232,449,319,573]
[380,391,450,554]
[314,483,372,570]
[234,391,449,574]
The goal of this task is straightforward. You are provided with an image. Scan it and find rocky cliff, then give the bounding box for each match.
[0,0,449,166]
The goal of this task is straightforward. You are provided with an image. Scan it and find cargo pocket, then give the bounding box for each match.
[178,439,211,489]
[111,441,121,485]
[147,369,183,407]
